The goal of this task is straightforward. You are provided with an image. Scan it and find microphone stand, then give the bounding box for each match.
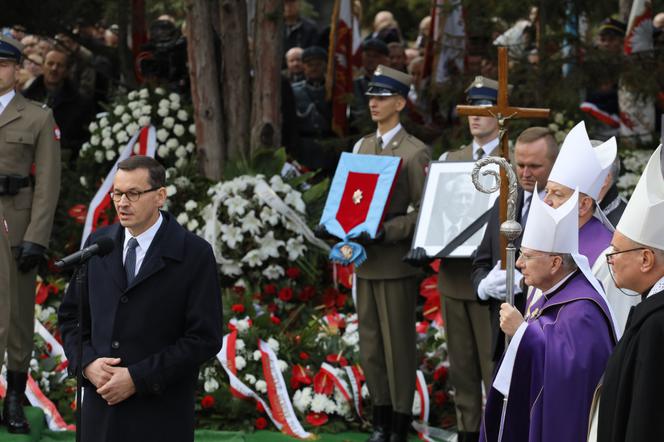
[71,251,92,442]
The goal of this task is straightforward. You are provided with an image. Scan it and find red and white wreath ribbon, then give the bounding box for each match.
[415,370,434,442]
[344,364,364,418]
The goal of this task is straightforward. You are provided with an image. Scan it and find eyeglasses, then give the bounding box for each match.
[109,187,160,202]
[518,250,555,262]
[605,247,648,265]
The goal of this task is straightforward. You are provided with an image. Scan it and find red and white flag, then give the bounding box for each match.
[80,125,157,247]
[423,0,466,86]
[326,0,361,137]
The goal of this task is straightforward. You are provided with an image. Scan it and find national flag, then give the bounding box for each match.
[422,0,466,86]
[326,0,361,137]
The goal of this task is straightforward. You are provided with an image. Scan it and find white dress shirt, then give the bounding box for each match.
[352,123,403,153]
[123,213,163,276]
[0,89,16,116]
[472,137,499,160]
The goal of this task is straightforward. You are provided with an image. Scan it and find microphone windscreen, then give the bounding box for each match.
[95,237,115,256]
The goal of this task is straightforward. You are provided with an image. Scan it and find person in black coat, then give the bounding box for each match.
[594,143,627,227]
[471,127,558,361]
[58,156,223,442]
[595,145,664,442]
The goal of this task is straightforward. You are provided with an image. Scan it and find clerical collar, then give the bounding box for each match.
[0,89,15,113]
[376,123,402,149]
[646,275,664,299]
[542,269,577,297]
[472,137,499,159]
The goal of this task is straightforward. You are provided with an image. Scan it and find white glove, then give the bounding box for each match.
[477,261,524,301]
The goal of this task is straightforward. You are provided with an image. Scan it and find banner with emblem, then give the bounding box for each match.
[319,152,401,266]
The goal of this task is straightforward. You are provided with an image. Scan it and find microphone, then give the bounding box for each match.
[55,237,115,269]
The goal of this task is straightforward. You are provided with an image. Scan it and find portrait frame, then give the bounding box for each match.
[412,161,499,258]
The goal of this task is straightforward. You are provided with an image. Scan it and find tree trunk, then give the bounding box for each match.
[250,0,284,152]
[117,0,137,88]
[219,0,252,161]
[185,0,225,180]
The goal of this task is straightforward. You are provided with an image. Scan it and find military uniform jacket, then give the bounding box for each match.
[0,92,61,247]
[355,128,430,280]
[438,143,499,300]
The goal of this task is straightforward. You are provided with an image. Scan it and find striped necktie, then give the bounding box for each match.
[125,238,139,284]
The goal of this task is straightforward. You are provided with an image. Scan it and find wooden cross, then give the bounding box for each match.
[457,47,550,267]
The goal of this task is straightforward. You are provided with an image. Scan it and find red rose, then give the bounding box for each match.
[286,267,301,279]
[263,284,277,296]
[232,285,246,295]
[201,395,215,409]
[298,285,316,301]
[255,417,268,430]
[433,391,447,406]
[306,412,329,426]
[231,304,245,314]
[270,315,281,325]
[433,366,448,383]
[267,303,278,313]
[256,401,265,413]
[278,287,293,302]
[299,351,310,360]
[326,353,348,367]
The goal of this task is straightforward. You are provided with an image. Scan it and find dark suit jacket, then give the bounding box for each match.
[600,183,627,228]
[471,189,527,361]
[58,212,223,442]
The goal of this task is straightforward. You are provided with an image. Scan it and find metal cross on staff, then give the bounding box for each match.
[457,46,550,268]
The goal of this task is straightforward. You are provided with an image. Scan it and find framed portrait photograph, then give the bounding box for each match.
[412,161,499,258]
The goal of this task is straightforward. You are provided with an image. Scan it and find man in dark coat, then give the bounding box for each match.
[58,156,223,442]
[595,145,664,442]
[23,48,94,164]
[471,127,558,362]
[594,143,627,227]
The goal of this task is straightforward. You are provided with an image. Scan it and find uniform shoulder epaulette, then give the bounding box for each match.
[25,99,49,110]
[362,133,376,140]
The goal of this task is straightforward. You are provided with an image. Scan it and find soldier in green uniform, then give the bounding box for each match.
[437,77,500,442]
[352,65,430,442]
[0,201,14,410]
[0,35,61,433]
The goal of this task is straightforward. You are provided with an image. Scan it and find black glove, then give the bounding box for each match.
[314,225,335,240]
[16,241,46,273]
[354,228,385,246]
[403,247,432,268]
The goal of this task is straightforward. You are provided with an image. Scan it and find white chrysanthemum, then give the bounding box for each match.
[177,110,188,121]
[101,137,114,149]
[131,108,142,119]
[257,231,285,259]
[277,359,288,373]
[244,373,256,385]
[176,212,189,225]
[101,127,112,139]
[293,388,313,413]
[166,185,177,197]
[126,122,139,137]
[240,210,262,235]
[94,150,104,163]
[165,167,177,180]
[286,237,307,261]
[156,129,169,142]
[259,206,279,226]
[90,135,100,146]
[242,249,263,267]
[162,116,175,129]
[255,380,267,394]
[224,196,250,217]
[141,105,152,115]
[204,378,219,393]
[173,124,185,137]
[174,176,191,189]
[262,265,284,280]
[170,100,181,111]
[310,393,328,413]
[119,113,131,125]
[187,219,199,231]
[166,138,178,149]
[235,339,245,351]
[175,146,187,158]
[253,350,262,361]
[189,124,196,135]
[157,107,169,117]
[267,338,280,352]
[324,397,337,414]
[99,117,109,128]
[235,317,251,333]
[116,131,129,144]
[105,150,116,161]
[128,91,137,100]
[79,176,87,187]
[220,224,244,248]
[175,157,187,169]
[184,200,197,211]
[155,87,166,95]
[138,115,151,127]
[235,355,247,371]
[157,145,169,158]
[88,121,98,132]
[220,259,242,276]
[186,142,194,153]
[113,105,125,116]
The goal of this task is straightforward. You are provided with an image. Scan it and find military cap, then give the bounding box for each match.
[362,38,389,56]
[302,46,327,62]
[0,34,23,63]
[599,18,626,37]
[465,76,498,105]
[366,64,412,97]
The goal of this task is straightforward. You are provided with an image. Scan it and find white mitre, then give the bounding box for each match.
[522,185,579,253]
[548,121,617,200]
[617,144,664,250]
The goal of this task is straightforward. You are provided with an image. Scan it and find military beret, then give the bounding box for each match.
[366,64,412,98]
[0,34,23,63]
[301,46,327,62]
[362,38,389,56]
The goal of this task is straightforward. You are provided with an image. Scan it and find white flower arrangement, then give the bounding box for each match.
[618,148,653,197]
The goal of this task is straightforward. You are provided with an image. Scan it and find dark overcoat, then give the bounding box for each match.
[58,212,223,442]
[597,289,664,442]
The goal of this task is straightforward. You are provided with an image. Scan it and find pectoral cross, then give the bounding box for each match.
[457,47,551,267]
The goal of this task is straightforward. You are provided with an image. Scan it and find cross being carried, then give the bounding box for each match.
[457,47,550,269]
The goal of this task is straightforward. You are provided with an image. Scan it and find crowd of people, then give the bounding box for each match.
[0,3,664,442]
